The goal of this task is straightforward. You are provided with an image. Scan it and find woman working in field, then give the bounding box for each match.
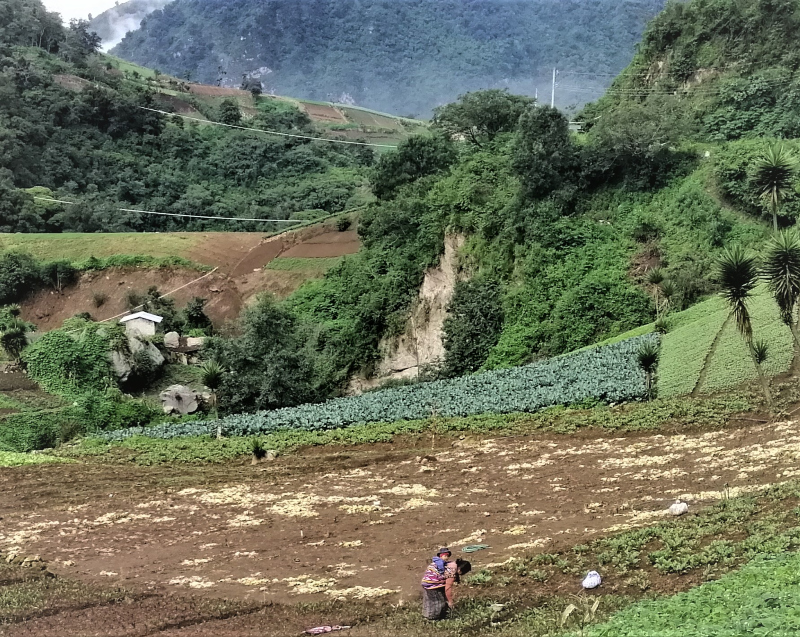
[420,548,471,620]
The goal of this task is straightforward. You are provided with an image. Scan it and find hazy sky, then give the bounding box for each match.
[42,0,117,22]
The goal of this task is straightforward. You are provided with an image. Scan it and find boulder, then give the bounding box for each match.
[160,384,200,415]
[111,336,165,383]
[164,331,180,348]
[185,336,206,349]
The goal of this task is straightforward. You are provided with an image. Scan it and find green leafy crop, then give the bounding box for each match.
[102,334,657,442]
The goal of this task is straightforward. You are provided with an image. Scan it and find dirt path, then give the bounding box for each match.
[2,418,799,621]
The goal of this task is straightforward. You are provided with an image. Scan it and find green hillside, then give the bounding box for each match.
[109,0,665,117]
[0,0,400,234]
[582,0,800,146]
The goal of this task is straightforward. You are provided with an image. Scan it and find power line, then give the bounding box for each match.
[138,107,398,148]
[34,197,304,223]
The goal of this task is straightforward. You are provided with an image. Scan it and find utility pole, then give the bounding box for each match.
[535,87,538,101]
[551,67,557,108]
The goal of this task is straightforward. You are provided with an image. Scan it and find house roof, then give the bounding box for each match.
[120,311,163,324]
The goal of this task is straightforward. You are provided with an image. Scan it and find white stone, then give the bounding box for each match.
[669,501,689,516]
[164,331,180,348]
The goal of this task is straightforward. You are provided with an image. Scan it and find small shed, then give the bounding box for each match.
[120,311,163,337]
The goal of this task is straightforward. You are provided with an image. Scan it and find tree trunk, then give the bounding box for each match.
[789,322,800,374]
[747,342,774,412]
[773,200,779,233]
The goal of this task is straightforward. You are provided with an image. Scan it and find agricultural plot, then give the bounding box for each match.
[702,288,794,392]
[3,413,800,634]
[599,287,795,398]
[584,552,800,636]
[102,334,656,442]
[657,300,729,397]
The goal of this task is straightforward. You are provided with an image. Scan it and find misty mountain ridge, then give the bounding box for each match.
[108,0,666,116]
[89,0,168,50]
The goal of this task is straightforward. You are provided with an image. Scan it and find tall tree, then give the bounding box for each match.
[513,105,576,200]
[433,90,533,147]
[753,143,798,232]
[717,246,773,409]
[762,229,800,348]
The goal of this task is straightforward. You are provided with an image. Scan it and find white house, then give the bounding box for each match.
[120,311,163,337]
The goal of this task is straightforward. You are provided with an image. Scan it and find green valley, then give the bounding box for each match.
[5,0,800,635]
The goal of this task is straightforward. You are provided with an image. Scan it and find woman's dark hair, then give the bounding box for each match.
[455,559,472,578]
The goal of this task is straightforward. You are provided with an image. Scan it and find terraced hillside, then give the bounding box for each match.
[102,55,427,147]
[0,219,360,330]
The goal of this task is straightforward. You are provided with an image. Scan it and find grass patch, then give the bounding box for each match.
[594,286,793,398]
[0,233,207,268]
[265,256,344,272]
[583,552,800,636]
[0,394,24,411]
[702,286,794,392]
[0,451,73,467]
[59,395,749,465]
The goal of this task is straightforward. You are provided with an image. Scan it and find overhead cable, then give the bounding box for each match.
[33,197,303,223]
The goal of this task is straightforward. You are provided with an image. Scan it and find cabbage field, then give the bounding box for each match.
[103,334,657,442]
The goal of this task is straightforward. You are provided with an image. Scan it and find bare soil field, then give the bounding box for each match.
[154,94,207,119]
[187,85,249,98]
[20,268,245,329]
[279,230,360,258]
[301,104,349,124]
[52,74,93,92]
[16,224,361,330]
[1,417,799,634]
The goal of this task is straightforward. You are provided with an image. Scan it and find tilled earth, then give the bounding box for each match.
[3,417,800,634]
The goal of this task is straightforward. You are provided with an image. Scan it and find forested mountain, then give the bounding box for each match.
[0,0,374,233]
[111,0,665,116]
[88,0,168,50]
[583,0,800,142]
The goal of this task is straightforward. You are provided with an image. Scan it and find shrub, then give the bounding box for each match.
[0,409,68,452]
[0,252,42,305]
[126,290,145,309]
[183,297,212,334]
[92,291,108,308]
[40,260,78,292]
[102,334,658,442]
[336,216,352,232]
[441,276,505,377]
[22,322,114,397]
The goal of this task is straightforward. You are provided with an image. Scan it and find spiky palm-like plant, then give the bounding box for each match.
[762,229,800,348]
[753,143,798,232]
[200,360,224,419]
[717,246,773,409]
[646,267,664,318]
[659,279,677,315]
[0,322,28,362]
[637,341,660,399]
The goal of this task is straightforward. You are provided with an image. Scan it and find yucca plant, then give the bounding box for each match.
[659,279,677,314]
[0,322,29,362]
[753,143,798,232]
[717,246,773,409]
[646,267,665,317]
[654,317,670,334]
[637,341,660,399]
[250,437,267,462]
[752,339,769,365]
[200,359,224,419]
[762,229,800,348]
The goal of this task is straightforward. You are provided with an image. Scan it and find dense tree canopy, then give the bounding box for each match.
[0,0,374,233]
